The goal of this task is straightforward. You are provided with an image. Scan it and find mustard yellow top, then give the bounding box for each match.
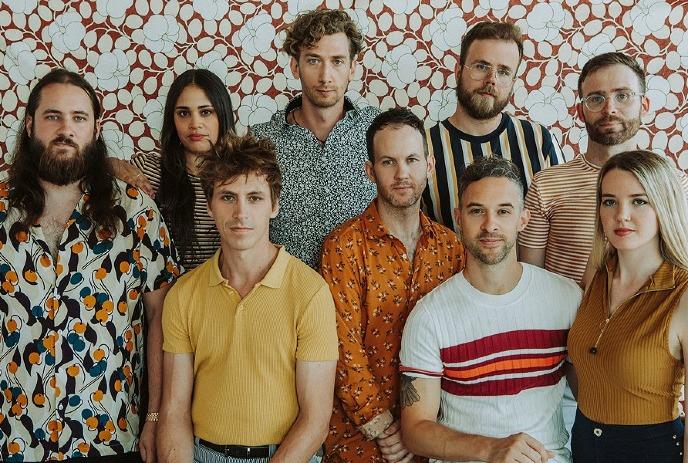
[162,246,339,445]
[568,258,688,424]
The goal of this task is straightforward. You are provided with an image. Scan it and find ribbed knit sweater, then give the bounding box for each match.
[568,259,688,424]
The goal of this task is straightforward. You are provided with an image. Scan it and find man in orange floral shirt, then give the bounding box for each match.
[320,108,465,463]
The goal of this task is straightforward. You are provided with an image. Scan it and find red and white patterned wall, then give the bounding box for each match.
[1,0,687,173]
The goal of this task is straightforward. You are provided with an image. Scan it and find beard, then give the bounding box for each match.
[464,232,515,265]
[586,114,641,146]
[29,136,92,185]
[456,79,511,120]
[378,179,425,209]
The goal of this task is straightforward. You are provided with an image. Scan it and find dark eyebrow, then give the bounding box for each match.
[304,52,347,59]
[175,105,213,109]
[42,109,90,116]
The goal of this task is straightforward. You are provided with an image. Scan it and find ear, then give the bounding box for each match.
[348,59,357,81]
[270,198,280,219]
[426,153,435,174]
[25,115,33,135]
[364,160,376,183]
[95,119,101,139]
[640,94,650,116]
[518,206,531,232]
[289,56,300,80]
[576,103,586,123]
[453,206,461,230]
[206,200,214,219]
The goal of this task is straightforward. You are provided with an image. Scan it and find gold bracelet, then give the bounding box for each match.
[145,412,159,422]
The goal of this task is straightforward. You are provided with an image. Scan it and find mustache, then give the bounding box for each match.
[50,135,79,148]
[594,115,626,125]
[478,232,505,240]
[477,85,497,96]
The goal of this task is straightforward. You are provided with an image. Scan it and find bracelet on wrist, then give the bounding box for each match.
[145,412,159,422]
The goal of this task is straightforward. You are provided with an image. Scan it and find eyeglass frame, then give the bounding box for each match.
[461,63,516,87]
[579,90,645,112]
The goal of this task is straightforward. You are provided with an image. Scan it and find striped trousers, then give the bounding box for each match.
[193,438,323,463]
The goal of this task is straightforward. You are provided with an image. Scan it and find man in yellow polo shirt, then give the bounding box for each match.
[157,132,338,463]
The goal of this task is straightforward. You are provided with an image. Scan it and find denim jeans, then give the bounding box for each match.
[572,409,684,463]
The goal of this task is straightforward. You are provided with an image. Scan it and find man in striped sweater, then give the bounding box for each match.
[518,52,652,286]
[400,158,582,463]
[422,21,564,232]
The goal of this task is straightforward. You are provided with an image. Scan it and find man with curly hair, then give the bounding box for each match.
[252,8,380,270]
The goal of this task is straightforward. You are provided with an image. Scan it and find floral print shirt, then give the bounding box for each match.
[320,200,464,462]
[251,96,380,269]
[0,181,180,461]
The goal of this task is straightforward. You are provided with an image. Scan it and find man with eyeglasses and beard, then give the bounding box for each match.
[423,21,564,233]
[518,51,688,450]
[0,69,180,463]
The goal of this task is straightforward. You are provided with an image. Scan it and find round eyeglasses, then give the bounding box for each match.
[463,63,515,86]
[580,91,644,112]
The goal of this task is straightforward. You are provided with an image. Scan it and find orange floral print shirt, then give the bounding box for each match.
[320,200,464,462]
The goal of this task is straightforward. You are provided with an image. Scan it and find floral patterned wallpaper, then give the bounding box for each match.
[1,0,687,174]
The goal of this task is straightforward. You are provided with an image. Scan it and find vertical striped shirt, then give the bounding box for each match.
[519,154,688,284]
[131,152,218,270]
[423,114,564,231]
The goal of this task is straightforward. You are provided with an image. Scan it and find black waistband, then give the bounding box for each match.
[198,439,276,459]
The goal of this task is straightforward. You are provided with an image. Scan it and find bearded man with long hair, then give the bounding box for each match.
[0,68,180,463]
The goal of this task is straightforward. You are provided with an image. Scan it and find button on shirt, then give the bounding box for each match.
[251,96,380,269]
[0,181,180,462]
[320,200,465,461]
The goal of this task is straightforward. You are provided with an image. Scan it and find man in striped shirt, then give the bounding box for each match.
[518,52,651,285]
[423,21,563,232]
[400,158,581,463]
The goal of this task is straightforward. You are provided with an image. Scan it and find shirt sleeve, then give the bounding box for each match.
[541,125,564,167]
[162,283,193,353]
[135,194,182,292]
[295,283,339,361]
[518,175,550,249]
[400,303,443,379]
[319,232,394,433]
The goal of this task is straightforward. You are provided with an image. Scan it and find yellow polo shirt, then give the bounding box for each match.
[162,246,338,445]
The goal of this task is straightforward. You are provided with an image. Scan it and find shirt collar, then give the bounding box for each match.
[209,245,289,289]
[605,256,677,292]
[361,199,436,242]
[283,95,357,124]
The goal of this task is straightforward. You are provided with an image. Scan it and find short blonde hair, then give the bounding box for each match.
[591,150,688,271]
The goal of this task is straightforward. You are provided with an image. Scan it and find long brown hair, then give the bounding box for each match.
[8,68,121,235]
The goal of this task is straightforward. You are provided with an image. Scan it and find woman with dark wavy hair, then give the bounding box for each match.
[112,69,235,269]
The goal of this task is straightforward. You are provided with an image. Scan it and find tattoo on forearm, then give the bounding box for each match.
[400,375,420,408]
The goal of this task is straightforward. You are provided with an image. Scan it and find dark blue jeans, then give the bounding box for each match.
[572,409,684,463]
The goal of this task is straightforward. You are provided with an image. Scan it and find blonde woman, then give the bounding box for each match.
[568,150,688,462]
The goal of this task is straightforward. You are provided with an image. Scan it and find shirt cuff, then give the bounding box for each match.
[358,409,394,440]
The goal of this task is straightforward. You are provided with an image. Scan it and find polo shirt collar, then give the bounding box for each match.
[605,255,677,292]
[361,199,437,242]
[208,246,289,289]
